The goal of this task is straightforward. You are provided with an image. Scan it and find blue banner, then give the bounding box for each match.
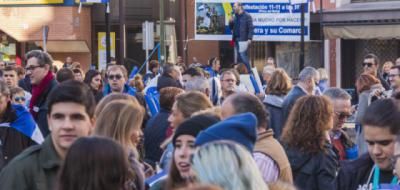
[195,0,310,42]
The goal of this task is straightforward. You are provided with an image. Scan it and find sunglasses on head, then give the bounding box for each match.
[362,62,375,68]
[108,74,122,80]
[14,96,25,102]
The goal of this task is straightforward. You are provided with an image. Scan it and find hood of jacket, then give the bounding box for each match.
[263,94,285,108]
[285,146,312,171]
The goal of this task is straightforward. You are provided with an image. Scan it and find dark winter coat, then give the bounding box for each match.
[263,94,285,139]
[32,79,58,137]
[282,85,307,124]
[284,142,339,190]
[144,109,170,168]
[229,11,254,42]
[335,153,376,190]
[0,136,61,190]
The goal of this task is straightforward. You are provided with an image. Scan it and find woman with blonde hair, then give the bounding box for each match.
[191,141,268,190]
[94,99,146,190]
[281,95,338,190]
[94,93,139,118]
[159,91,213,170]
[263,68,292,138]
[168,91,213,129]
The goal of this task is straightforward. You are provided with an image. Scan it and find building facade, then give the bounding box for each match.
[0,0,92,70]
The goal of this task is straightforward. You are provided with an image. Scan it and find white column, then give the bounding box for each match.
[336,39,341,88]
[324,39,330,85]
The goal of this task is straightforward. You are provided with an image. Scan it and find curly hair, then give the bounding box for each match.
[281,95,333,154]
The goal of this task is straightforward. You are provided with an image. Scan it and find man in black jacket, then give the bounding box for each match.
[157,63,182,91]
[282,67,319,123]
[336,99,400,190]
[25,50,58,137]
[229,2,253,71]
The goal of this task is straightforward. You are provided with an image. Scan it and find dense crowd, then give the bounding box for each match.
[0,48,399,190]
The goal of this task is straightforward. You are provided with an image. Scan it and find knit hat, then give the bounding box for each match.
[195,112,258,152]
[172,114,220,146]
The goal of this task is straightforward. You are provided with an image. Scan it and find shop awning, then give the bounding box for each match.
[324,25,400,40]
[34,40,90,53]
[322,1,400,39]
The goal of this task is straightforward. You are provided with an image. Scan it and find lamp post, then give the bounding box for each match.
[160,0,166,65]
[105,2,111,64]
[300,3,305,71]
[320,0,324,67]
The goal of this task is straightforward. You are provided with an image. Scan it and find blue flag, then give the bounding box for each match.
[0,104,44,144]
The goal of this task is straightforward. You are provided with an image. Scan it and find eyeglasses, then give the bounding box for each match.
[362,62,375,68]
[13,96,25,102]
[335,111,352,120]
[222,79,236,83]
[108,74,123,80]
[25,65,43,71]
[390,154,400,168]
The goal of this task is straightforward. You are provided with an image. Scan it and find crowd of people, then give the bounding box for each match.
[0,47,399,190]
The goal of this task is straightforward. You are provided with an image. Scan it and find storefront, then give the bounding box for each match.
[323,1,400,88]
[0,0,92,70]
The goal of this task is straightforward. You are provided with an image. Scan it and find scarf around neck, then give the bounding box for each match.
[29,71,54,117]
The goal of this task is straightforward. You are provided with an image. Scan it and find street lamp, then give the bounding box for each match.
[160,0,166,65]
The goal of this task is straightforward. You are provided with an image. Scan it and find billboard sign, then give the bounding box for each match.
[0,0,63,5]
[195,0,310,41]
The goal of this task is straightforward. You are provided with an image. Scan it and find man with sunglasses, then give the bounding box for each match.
[336,99,400,190]
[103,65,149,109]
[3,66,31,108]
[25,50,58,137]
[323,88,356,161]
[362,53,390,90]
[103,65,137,96]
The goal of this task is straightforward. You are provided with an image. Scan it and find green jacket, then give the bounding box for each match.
[0,136,61,190]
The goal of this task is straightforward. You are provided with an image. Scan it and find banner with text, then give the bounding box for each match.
[195,0,310,41]
[0,0,63,4]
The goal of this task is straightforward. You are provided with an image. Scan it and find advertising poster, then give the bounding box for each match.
[195,0,310,41]
[98,32,115,70]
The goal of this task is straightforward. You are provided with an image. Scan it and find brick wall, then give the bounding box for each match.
[0,6,92,70]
